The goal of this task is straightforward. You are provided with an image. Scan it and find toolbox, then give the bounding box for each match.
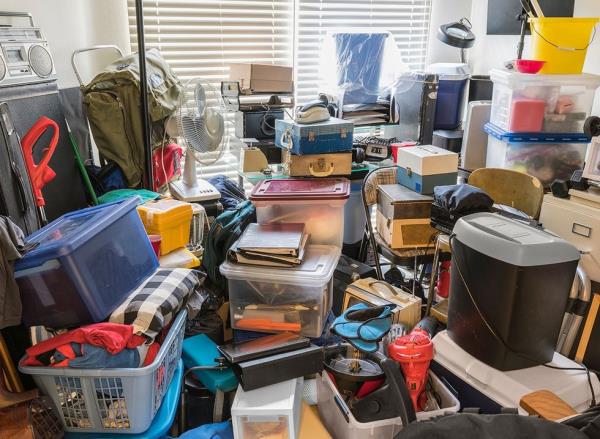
[250,178,350,247]
[342,278,421,328]
[275,117,353,155]
[232,377,303,439]
[376,184,437,249]
[220,245,340,337]
[14,198,158,328]
[396,145,459,194]
[137,198,193,254]
[282,150,352,177]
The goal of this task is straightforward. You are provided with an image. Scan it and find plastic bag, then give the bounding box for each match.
[318,30,408,106]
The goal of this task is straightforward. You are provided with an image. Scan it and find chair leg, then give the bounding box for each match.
[213,389,225,423]
[425,237,443,316]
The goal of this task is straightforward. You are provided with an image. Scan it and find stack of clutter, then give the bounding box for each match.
[484,69,600,187]
[13,198,204,434]
[275,116,355,178]
[216,177,350,439]
[137,198,202,269]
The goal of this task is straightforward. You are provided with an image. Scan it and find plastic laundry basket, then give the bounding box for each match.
[19,311,186,434]
[529,17,599,74]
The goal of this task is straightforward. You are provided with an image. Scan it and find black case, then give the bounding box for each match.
[333,255,376,316]
[0,102,40,235]
[232,344,323,391]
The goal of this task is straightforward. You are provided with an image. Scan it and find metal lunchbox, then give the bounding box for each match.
[275,117,353,155]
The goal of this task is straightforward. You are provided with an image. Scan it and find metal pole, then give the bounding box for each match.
[135,0,154,190]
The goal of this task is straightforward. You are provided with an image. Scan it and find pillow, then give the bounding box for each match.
[109,268,203,340]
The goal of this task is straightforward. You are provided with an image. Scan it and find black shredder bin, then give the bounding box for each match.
[447,213,580,371]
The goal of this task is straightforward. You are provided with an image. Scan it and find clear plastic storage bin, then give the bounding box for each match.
[220,245,340,337]
[249,178,350,247]
[317,370,459,439]
[485,125,588,187]
[14,198,158,328]
[489,69,600,133]
[232,378,303,439]
[19,310,186,434]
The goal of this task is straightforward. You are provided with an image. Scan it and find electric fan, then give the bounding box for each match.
[168,78,226,202]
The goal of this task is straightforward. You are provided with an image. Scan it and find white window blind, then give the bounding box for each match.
[295,0,432,104]
[128,1,432,178]
[127,0,294,180]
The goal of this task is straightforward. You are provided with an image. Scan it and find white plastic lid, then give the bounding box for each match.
[489,68,600,88]
[426,63,470,80]
[220,245,340,287]
[454,212,580,267]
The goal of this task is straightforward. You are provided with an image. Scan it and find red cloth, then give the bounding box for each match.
[23,322,146,367]
[142,342,160,367]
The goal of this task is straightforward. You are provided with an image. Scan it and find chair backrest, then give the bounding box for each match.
[362,166,398,206]
[468,168,544,219]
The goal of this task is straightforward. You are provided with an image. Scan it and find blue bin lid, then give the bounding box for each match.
[484,123,590,143]
[15,197,141,271]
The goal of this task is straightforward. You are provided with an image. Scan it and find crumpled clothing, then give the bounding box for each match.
[23,322,147,367]
[0,215,37,329]
[177,420,233,439]
[52,343,140,368]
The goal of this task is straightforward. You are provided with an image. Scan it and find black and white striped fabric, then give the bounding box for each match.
[109,268,203,340]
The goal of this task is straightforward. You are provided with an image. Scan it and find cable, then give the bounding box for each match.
[448,233,598,408]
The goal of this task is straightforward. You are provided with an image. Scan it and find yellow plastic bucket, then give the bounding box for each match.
[529,17,599,74]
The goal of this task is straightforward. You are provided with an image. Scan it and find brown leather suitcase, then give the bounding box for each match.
[282,150,352,177]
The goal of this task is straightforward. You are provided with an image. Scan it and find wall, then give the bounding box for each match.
[1,0,130,89]
[426,0,473,65]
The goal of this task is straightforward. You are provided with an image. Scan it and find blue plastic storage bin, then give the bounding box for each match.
[426,63,470,130]
[14,198,158,328]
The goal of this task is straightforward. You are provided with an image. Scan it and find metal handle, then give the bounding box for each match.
[71,45,124,86]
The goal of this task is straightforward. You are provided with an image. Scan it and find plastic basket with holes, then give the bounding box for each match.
[18,310,186,434]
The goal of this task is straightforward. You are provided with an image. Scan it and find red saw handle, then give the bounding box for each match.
[21,116,59,208]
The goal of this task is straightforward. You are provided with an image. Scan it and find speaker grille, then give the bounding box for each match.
[29,45,53,78]
[0,55,6,82]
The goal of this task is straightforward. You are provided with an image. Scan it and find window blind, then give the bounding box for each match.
[295,0,432,104]
[128,0,294,180]
[128,0,432,178]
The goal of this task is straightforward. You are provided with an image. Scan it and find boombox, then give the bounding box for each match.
[235,109,284,140]
[0,12,56,88]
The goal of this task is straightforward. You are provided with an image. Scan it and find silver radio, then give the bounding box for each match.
[0,12,56,88]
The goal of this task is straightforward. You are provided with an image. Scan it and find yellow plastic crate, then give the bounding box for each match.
[137,199,193,255]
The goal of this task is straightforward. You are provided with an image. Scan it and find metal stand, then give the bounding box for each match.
[134,0,154,190]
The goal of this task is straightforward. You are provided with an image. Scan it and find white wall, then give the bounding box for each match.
[0,0,130,89]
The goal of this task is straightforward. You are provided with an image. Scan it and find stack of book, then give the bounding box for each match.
[229,223,309,267]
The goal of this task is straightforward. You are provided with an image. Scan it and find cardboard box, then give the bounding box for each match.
[376,209,437,249]
[229,63,293,94]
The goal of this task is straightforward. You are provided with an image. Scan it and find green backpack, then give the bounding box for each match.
[83,48,181,187]
[203,200,257,295]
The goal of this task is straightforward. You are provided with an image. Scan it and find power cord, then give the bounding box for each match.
[448,233,598,408]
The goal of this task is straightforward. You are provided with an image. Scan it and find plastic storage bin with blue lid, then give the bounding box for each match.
[15,197,158,328]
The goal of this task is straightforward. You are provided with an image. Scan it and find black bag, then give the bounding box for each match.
[431,184,493,234]
[396,413,589,439]
[0,103,40,235]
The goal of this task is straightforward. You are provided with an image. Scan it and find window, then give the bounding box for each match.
[128,0,294,180]
[128,0,432,176]
[295,0,432,104]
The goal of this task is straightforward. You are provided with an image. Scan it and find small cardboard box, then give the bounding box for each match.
[229,63,293,94]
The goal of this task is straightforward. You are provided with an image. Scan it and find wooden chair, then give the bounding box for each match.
[360,166,436,280]
[468,168,545,219]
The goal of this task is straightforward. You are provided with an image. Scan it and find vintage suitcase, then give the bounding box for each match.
[282,150,352,177]
[396,145,459,194]
[377,183,436,248]
[342,278,421,328]
[0,103,40,235]
[275,117,353,155]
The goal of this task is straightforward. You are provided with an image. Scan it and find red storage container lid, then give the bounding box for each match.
[250,178,350,201]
